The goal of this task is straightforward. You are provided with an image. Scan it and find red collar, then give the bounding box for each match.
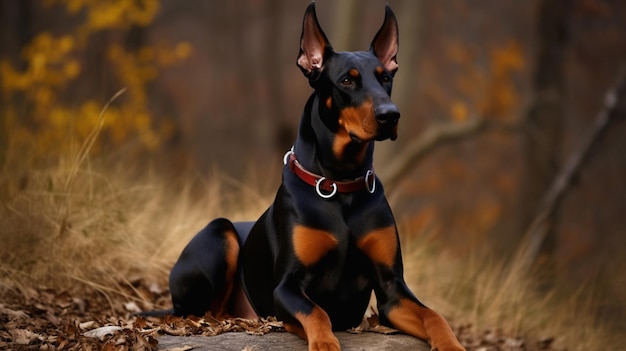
[285,150,376,198]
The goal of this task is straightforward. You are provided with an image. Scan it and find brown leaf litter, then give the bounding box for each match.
[0,281,564,351]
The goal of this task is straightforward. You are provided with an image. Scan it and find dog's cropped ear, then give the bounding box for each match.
[370,5,399,75]
[297,2,333,79]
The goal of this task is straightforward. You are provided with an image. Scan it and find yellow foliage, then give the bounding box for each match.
[174,42,193,60]
[46,0,160,30]
[450,100,469,122]
[1,0,191,160]
[1,33,78,96]
[445,41,474,65]
[479,40,525,119]
[444,39,525,121]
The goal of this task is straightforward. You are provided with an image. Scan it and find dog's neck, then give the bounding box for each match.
[294,94,375,181]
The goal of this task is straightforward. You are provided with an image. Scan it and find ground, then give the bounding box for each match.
[0,279,562,351]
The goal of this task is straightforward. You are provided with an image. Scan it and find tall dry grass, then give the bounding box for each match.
[0,92,269,305]
[0,100,621,349]
[0,148,267,303]
[400,227,621,350]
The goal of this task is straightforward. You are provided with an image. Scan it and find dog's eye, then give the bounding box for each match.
[381,75,391,83]
[340,77,353,86]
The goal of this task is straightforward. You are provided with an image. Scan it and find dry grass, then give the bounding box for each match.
[0,160,275,315]
[0,107,621,349]
[0,92,268,307]
[400,228,622,350]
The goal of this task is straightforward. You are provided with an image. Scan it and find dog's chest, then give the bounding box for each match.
[300,234,376,293]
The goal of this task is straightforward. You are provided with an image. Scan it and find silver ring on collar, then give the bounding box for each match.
[283,147,294,165]
[315,177,338,199]
[365,170,376,194]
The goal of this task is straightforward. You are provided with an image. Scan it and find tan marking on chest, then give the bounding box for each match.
[293,225,339,267]
[356,226,398,268]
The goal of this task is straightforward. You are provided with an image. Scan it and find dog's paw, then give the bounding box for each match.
[308,335,341,351]
[430,343,467,351]
[430,338,467,351]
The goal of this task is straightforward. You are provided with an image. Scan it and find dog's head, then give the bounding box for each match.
[297,2,400,144]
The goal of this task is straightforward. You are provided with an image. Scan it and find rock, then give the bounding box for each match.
[157,331,431,350]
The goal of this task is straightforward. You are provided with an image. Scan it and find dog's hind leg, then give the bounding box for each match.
[169,218,242,318]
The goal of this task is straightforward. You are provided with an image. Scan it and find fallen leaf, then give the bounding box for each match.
[367,324,399,335]
[53,291,74,308]
[0,304,29,319]
[79,320,97,330]
[148,282,166,295]
[125,301,142,313]
[161,346,196,351]
[83,325,123,339]
[11,328,41,345]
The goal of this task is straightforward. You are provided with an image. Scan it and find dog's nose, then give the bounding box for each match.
[375,104,400,125]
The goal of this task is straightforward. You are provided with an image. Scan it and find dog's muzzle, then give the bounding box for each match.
[375,103,400,140]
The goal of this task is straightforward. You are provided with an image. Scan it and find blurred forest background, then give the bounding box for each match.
[1,0,625,341]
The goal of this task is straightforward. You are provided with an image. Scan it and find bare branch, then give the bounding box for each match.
[380,118,515,195]
[513,69,626,276]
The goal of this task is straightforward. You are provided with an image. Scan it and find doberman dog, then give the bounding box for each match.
[164,3,466,351]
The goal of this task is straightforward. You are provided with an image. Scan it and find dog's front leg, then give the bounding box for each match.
[380,292,466,351]
[357,225,465,351]
[274,275,341,351]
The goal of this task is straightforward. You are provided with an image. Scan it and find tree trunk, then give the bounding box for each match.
[517,0,573,263]
[0,0,33,166]
[331,0,362,51]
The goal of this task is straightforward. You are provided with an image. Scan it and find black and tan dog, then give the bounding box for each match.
[165,3,466,351]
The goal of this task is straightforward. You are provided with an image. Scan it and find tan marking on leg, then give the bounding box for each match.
[387,298,466,351]
[293,225,339,267]
[293,307,340,351]
[211,229,239,319]
[232,283,257,319]
[357,226,397,268]
[284,322,307,340]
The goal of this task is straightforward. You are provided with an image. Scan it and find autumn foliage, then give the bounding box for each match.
[1,0,191,159]
[1,1,625,350]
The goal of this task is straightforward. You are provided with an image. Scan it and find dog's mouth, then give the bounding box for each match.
[374,124,399,141]
[349,132,364,143]
[375,127,398,141]
[348,127,397,143]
